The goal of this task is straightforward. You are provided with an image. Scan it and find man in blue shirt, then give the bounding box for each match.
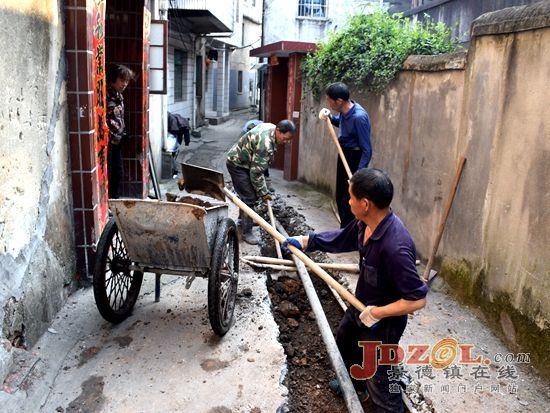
[285,168,427,412]
[320,82,372,227]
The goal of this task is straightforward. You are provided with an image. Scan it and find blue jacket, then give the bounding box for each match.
[330,101,372,168]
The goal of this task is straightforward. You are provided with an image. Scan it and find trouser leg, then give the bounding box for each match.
[335,308,406,412]
[108,143,123,199]
[227,162,259,243]
[336,149,362,228]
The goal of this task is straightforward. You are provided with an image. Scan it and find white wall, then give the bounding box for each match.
[167,30,196,121]
[148,1,168,181]
[226,0,262,110]
[0,0,75,380]
[264,0,375,44]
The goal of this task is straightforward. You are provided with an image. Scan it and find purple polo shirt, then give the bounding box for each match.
[306,211,428,319]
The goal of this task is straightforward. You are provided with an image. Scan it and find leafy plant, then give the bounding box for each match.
[301,10,457,94]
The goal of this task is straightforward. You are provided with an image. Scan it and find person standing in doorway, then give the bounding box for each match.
[319,82,372,227]
[106,63,134,199]
[226,120,296,245]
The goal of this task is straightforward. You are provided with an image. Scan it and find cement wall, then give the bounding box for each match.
[0,1,75,381]
[299,3,550,376]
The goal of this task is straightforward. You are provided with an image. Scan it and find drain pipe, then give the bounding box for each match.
[276,223,365,413]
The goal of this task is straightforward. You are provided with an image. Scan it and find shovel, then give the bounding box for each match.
[181,163,226,201]
[266,199,293,279]
[320,111,352,180]
[181,163,366,312]
[267,200,283,259]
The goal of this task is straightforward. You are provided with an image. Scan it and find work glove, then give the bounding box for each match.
[359,305,380,329]
[262,193,272,202]
[281,236,303,255]
[318,108,331,121]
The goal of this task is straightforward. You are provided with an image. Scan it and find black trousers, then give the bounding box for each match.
[336,148,362,228]
[336,309,407,413]
[226,162,258,233]
[108,143,123,199]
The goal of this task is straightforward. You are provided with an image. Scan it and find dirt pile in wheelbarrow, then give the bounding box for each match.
[164,192,215,208]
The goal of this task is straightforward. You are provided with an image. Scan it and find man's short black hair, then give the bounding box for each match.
[276,119,296,134]
[325,82,350,101]
[350,168,393,209]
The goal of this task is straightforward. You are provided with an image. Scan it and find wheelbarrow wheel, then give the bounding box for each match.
[93,218,143,323]
[208,218,239,336]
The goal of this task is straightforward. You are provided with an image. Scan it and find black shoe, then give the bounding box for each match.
[242,231,259,245]
[328,379,369,402]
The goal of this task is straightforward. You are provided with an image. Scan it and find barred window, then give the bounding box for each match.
[298,0,327,18]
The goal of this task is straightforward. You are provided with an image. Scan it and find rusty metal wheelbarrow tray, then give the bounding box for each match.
[109,198,228,273]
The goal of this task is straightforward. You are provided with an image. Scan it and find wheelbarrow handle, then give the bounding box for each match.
[223,187,366,312]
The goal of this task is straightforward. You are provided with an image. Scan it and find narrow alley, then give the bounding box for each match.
[1,111,548,413]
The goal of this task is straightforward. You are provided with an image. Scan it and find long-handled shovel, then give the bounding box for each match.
[225,187,365,311]
[266,199,290,279]
[181,163,366,311]
[267,200,283,261]
[320,111,353,180]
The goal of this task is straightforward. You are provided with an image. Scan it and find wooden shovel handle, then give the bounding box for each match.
[267,200,283,259]
[323,117,353,179]
[225,187,365,311]
[422,157,466,280]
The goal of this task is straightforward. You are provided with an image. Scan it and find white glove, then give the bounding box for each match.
[318,108,331,121]
[359,305,380,328]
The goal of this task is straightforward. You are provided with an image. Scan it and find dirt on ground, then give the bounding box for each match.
[257,199,349,413]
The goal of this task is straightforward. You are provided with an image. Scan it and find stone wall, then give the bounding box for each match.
[299,3,550,377]
[0,1,75,381]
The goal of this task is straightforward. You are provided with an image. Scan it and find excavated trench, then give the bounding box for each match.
[252,195,434,413]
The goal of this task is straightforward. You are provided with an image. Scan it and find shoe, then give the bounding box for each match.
[242,231,259,245]
[329,379,343,397]
[328,379,369,403]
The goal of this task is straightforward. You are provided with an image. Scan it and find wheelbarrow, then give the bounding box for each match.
[92,179,239,336]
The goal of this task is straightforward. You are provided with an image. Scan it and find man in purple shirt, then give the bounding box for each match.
[285,168,427,412]
[320,82,372,228]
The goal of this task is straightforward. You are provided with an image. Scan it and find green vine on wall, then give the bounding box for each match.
[301,10,457,94]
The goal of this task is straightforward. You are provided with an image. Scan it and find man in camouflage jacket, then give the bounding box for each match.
[226,119,296,244]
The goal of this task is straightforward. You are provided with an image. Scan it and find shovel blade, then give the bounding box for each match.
[181,163,226,201]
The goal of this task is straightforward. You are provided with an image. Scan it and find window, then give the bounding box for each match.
[174,49,187,102]
[298,0,327,18]
[149,20,167,94]
[237,71,243,93]
[195,55,202,98]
